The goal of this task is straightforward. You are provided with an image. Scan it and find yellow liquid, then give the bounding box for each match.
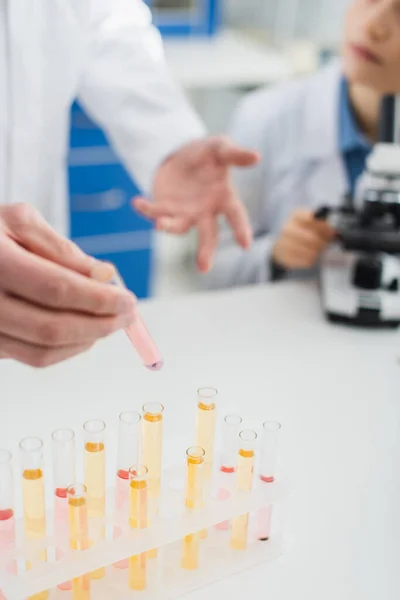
[185,456,204,510]
[72,575,90,600]
[68,497,89,551]
[129,478,148,590]
[230,449,255,551]
[181,533,199,571]
[142,413,163,499]
[84,443,105,579]
[181,455,203,569]
[22,469,48,600]
[129,553,146,591]
[195,402,216,483]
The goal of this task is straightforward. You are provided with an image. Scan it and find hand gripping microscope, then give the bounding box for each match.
[316,95,400,327]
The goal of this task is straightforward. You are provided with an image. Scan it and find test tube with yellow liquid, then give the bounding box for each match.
[141,403,163,558]
[195,388,218,538]
[181,447,205,571]
[230,430,257,551]
[67,485,90,600]
[83,420,106,579]
[19,437,48,600]
[128,466,148,591]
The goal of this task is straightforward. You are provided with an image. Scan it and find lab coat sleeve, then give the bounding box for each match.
[203,93,278,289]
[77,0,206,195]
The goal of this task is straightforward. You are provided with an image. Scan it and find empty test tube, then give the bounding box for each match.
[90,262,163,371]
[68,485,90,600]
[181,447,205,571]
[114,412,141,569]
[129,466,148,591]
[258,421,281,541]
[83,420,106,579]
[20,437,48,600]
[216,415,243,531]
[230,430,257,551]
[52,428,76,590]
[0,450,16,600]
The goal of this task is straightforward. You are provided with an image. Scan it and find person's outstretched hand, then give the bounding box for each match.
[133,137,260,273]
[0,204,137,368]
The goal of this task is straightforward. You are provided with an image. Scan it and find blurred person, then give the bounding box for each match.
[0,0,259,368]
[205,0,400,289]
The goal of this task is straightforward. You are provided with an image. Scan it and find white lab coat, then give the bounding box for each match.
[205,61,349,289]
[0,0,205,235]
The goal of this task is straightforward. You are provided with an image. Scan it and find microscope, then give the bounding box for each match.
[316,95,400,327]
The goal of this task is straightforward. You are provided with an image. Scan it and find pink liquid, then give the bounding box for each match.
[0,509,16,600]
[113,471,130,570]
[215,467,236,531]
[125,316,164,371]
[54,490,72,591]
[258,475,274,541]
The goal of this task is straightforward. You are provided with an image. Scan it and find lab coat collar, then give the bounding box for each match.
[301,60,343,161]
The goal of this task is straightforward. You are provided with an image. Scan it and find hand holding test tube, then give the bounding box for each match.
[90,263,163,371]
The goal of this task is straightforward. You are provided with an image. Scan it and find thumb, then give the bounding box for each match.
[214,137,260,167]
[2,203,97,276]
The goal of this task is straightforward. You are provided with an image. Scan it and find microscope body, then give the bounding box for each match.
[320,143,400,327]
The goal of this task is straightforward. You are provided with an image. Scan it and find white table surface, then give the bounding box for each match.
[1,282,400,599]
[163,30,292,89]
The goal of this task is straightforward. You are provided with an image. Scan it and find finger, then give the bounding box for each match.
[0,292,137,348]
[132,197,175,221]
[156,217,191,235]
[2,203,96,276]
[286,224,326,250]
[0,240,137,315]
[214,138,260,167]
[282,240,319,268]
[224,191,253,249]
[196,217,218,273]
[293,209,336,241]
[0,333,94,369]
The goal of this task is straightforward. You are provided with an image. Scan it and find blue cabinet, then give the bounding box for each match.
[68,104,153,299]
[148,0,221,37]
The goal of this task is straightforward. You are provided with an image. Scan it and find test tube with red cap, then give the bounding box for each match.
[90,262,163,371]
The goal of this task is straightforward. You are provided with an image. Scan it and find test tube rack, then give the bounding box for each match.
[0,471,286,600]
[0,396,287,600]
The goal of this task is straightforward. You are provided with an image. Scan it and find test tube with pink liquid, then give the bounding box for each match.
[257,421,281,541]
[215,415,243,531]
[52,429,76,590]
[113,411,141,569]
[0,450,16,600]
[90,263,163,371]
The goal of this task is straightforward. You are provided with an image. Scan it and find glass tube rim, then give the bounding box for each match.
[119,411,142,425]
[239,429,258,442]
[52,428,75,443]
[142,402,164,416]
[67,483,87,499]
[224,414,243,427]
[197,387,218,399]
[83,419,106,434]
[129,465,148,479]
[19,437,43,453]
[186,446,206,459]
[263,421,282,432]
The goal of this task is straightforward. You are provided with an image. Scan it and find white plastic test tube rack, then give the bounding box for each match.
[0,426,287,600]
